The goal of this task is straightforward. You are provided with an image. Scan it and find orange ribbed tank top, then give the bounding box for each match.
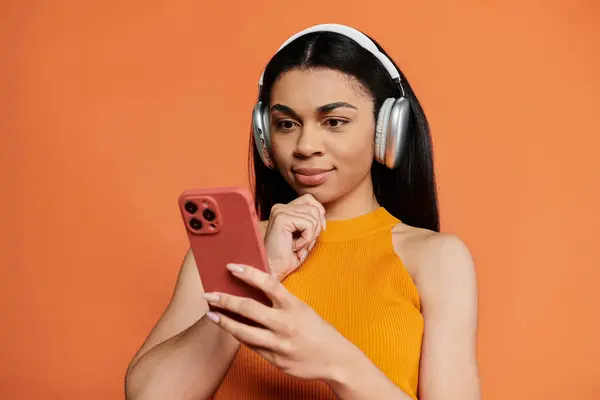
[214,207,424,399]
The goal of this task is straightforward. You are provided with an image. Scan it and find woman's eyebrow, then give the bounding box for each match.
[271,104,301,120]
[315,102,357,114]
[271,102,357,118]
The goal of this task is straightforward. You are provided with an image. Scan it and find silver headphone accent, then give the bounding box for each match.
[252,23,411,170]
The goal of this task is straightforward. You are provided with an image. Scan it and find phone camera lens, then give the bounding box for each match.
[189,218,202,231]
[185,201,198,214]
[203,208,216,221]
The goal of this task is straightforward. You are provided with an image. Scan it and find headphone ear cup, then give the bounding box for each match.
[384,97,411,169]
[261,105,272,151]
[375,98,396,165]
[252,102,275,168]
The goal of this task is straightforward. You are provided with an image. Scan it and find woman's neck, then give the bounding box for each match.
[322,174,380,221]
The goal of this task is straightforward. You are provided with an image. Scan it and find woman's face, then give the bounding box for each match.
[269,68,376,205]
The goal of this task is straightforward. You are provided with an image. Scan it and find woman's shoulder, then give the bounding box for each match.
[390,222,477,307]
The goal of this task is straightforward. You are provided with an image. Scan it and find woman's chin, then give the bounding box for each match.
[293,184,338,205]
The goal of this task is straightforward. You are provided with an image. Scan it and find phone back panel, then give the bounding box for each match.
[178,187,272,310]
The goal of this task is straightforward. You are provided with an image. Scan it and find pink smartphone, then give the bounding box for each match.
[178,187,273,325]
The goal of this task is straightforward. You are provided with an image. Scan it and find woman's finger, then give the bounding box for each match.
[248,345,281,365]
[205,311,278,350]
[270,209,319,250]
[281,208,321,250]
[202,291,286,332]
[288,204,324,231]
[225,263,295,309]
[290,194,326,229]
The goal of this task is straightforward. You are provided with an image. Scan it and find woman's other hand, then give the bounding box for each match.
[264,193,326,281]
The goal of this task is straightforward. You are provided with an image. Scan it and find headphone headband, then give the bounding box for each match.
[258,23,401,86]
[252,24,411,170]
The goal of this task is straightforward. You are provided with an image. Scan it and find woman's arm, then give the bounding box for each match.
[415,233,481,400]
[325,233,481,400]
[323,348,415,399]
[124,249,240,400]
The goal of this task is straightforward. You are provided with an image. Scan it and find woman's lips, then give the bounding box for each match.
[292,168,334,186]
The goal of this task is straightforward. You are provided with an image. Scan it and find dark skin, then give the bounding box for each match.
[203,68,481,399]
[124,68,480,400]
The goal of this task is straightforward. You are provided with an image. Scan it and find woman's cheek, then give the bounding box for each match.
[338,142,374,171]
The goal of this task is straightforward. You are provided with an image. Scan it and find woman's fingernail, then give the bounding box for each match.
[322,218,327,231]
[226,263,245,273]
[206,311,220,323]
[308,241,315,251]
[300,248,308,261]
[202,293,220,302]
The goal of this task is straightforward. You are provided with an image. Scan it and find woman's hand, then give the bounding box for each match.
[202,263,356,382]
[264,194,326,281]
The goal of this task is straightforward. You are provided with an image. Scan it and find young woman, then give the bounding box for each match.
[125,24,481,400]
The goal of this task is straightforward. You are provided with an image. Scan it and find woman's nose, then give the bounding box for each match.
[293,125,324,158]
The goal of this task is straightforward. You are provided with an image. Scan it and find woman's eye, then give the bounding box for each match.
[325,118,347,129]
[275,120,297,131]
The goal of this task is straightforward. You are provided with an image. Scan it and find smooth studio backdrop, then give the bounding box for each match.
[1,0,599,399]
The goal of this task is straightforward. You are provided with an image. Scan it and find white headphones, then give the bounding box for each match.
[252,23,411,170]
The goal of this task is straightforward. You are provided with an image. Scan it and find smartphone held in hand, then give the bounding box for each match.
[178,187,272,325]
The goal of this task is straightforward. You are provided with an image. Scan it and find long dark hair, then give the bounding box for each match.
[248,30,439,232]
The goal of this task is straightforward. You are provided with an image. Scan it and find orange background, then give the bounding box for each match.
[2,0,599,399]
